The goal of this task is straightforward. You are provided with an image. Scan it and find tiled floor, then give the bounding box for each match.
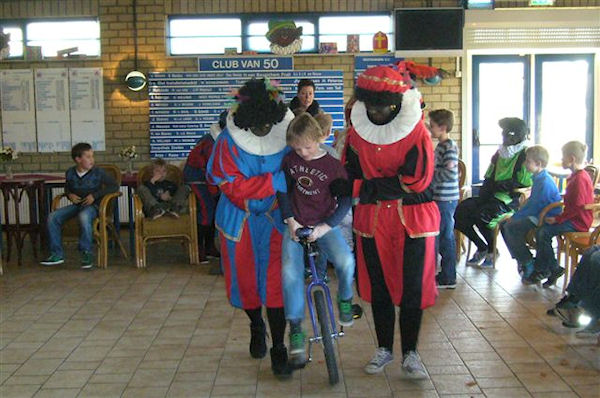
[1,240,598,398]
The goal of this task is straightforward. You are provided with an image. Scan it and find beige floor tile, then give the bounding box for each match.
[0,384,41,398]
[121,386,169,398]
[128,367,177,387]
[214,365,259,385]
[166,381,212,397]
[15,358,64,376]
[78,383,126,398]
[43,369,93,389]
[32,388,80,398]
[211,384,257,396]
[516,371,572,393]
[482,387,532,397]
[430,374,482,395]
[475,376,523,388]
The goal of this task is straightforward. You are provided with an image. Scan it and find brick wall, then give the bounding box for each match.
[0,0,594,172]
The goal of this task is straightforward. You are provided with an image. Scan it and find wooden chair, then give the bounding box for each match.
[561,202,600,293]
[51,164,128,268]
[464,188,530,268]
[454,159,468,259]
[584,165,599,186]
[133,164,199,268]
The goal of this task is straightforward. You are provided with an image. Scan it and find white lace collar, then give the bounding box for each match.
[498,141,528,159]
[350,88,422,145]
[226,109,294,156]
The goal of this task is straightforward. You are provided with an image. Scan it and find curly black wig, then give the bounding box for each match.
[232,79,288,130]
[355,87,403,108]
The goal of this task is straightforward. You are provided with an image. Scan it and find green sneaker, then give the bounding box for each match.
[338,298,354,327]
[40,254,64,266]
[81,251,93,269]
[288,322,306,369]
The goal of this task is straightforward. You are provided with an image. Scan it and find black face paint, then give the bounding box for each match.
[250,123,272,137]
[365,103,401,126]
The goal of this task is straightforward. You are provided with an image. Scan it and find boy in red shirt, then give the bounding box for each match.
[524,141,594,286]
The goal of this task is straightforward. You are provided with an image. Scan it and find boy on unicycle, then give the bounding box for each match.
[277,113,356,369]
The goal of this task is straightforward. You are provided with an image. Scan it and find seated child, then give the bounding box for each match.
[523,141,594,286]
[184,111,225,266]
[138,158,188,219]
[41,142,118,269]
[500,145,561,280]
[454,117,533,268]
[277,113,355,368]
[429,109,459,289]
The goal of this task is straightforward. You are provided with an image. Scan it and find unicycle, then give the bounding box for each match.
[296,227,342,385]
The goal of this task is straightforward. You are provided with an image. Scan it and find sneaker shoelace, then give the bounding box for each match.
[339,300,352,314]
[371,348,390,365]
[290,332,304,348]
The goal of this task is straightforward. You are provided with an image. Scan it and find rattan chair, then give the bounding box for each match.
[133,164,199,268]
[50,164,128,268]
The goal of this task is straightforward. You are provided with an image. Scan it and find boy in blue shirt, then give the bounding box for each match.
[41,143,118,269]
[429,109,460,289]
[500,145,561,280]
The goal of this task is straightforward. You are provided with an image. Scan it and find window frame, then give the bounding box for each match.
[166,12,393,56]
[0,17,101,60]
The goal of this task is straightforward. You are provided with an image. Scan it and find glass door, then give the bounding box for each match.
[472,55,530,182]
[535,54,594,164]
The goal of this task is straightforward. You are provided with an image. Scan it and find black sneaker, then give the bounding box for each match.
[436,274,457,289]
[270,344,292,380]
[249,320,267,359]
[543,267,565,288]
[522,270,549,285]
[149,206,165,220]
[555,305,582,327]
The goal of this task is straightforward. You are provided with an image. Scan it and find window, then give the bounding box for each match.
[168,18,242,55]
[26,20,100,57]
[167,13,394,55]
[1,26,23,57]
[246,21,315,53]
[319,15,393,52]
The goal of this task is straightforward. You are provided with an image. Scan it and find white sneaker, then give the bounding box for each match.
[401,351,429,379]
[364,347,393,374]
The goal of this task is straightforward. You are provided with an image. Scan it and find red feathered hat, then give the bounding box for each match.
[356,61,441,93]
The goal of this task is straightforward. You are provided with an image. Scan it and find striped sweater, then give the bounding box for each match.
[433,138,459,201]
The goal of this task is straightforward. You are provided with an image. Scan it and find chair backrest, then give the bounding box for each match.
[584,165,599,186]
[457,159,466,189]
[97,164,121,218]
[137,163,183,187]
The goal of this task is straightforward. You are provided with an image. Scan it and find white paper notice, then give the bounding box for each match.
[35,68,71,152]
[0,69,37,152]
[69,68,105,150]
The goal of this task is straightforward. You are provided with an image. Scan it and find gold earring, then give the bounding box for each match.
[390,104,397,111]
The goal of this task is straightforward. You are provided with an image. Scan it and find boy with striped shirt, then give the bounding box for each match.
[429,110,460,288]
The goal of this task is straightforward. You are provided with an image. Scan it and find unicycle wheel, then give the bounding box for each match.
[314,290,339,385]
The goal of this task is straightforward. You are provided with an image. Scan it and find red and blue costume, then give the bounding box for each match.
[207,111,294,309]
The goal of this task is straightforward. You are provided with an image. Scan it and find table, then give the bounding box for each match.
[0,177,46,265]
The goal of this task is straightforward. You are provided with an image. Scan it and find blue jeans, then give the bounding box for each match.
[500,216,536,265]
[47,204,98,258]
[436,200,457,283]
[534,221,575,274]
[282,226,355,322]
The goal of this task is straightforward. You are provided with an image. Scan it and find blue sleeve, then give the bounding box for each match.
[324,196,351,228]
[513,176,559,219]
